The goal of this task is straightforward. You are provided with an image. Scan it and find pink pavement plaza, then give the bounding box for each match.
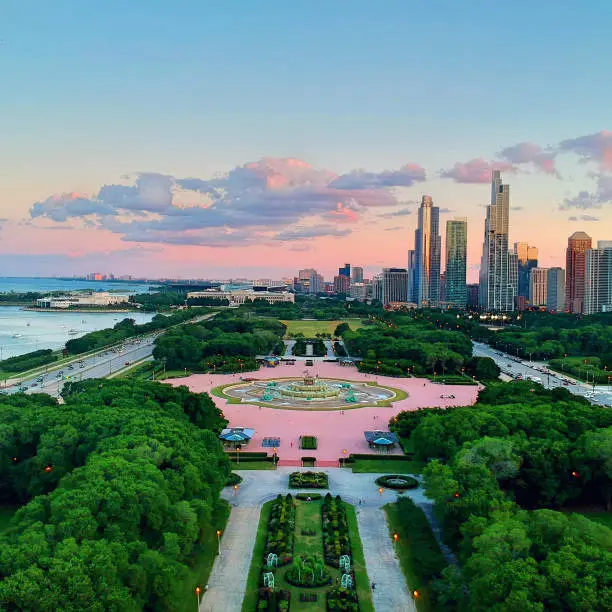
[168,362,480,464]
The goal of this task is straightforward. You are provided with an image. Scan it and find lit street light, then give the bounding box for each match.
[195,586,202,611]
[216,530,222,556]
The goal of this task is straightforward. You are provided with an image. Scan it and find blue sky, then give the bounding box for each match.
[1,1,611,278]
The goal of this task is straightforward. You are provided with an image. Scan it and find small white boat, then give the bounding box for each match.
[12,333,22,338]
[68,329,78,335]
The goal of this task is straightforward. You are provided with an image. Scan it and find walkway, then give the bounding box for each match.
[358,506,416,612]
[204,467,426,611]
[199,506,261,612]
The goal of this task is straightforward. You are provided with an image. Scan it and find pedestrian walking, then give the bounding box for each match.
[371,581,376,590]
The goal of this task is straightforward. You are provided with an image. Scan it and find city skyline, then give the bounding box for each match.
[1,2,612,279]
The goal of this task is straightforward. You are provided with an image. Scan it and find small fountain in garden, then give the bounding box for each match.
[263,572,275,588]
[341,573,353,588]
[339,555,351,572]
[266,553,278,569]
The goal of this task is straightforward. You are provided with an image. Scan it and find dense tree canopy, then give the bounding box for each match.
[392,382,612,610]
[0,379,228,611]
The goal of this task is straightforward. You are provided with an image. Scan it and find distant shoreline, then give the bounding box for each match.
[22,307,141,313]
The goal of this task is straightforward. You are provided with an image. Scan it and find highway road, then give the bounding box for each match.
[4,334,161,397]
[473,341,612,407]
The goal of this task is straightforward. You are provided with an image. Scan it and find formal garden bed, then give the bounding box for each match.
[322,494,352,567]
[300,435,318,450]
[264,494,296,567]
[243,496,374,612]
[289,471,329,489]
[375,474,419,490]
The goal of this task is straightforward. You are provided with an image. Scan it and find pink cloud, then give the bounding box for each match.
[440,158,516,183]
[558,130,612,171]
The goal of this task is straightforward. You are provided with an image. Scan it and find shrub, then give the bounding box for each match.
[225,472,243,486]
[285,554,331,588]
[300,435,318,450]
[327,587,359,611]
[375,474,419,490]
[289,471,329,489]
[264,494,295,566]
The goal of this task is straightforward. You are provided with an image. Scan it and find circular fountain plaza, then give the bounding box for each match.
[221,372,397,409]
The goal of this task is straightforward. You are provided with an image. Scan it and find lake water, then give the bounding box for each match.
[0,277,157,295]
[0,307,155,360]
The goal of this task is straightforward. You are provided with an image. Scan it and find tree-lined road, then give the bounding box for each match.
[473,341,612,407]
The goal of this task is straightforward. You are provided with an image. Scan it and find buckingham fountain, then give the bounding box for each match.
[221,372,396,409]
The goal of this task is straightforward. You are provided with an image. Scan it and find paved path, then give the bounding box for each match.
[199,506,261,612]
[204,468,424,611]
[358,506,415,612]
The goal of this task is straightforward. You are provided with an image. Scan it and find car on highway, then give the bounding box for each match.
[124,361,130,366]
[79,363,85,368]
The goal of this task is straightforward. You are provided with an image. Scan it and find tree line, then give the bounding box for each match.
[0,379,229,610]
[391,381,612,610]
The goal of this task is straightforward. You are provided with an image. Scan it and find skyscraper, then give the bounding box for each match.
[351,266,364,284]
[584,241,612,315]
[338,263,351,278]
[413,195,441,306]
[297,268,324,294]
[479,170,514,311]
[529,268,548,307]
[445,218,468,307]
[333,274,350,294]
[407,249,416,302]
[565,231,592,313]
[546,268,565,312]
[514,242,539,300]
[382,268,410,306]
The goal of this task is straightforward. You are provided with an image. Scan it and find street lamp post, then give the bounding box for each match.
[195,586,202,611]
[236,446,240,467]
[273,447,277,469]
[216,530,222,556]
[342,449,347,468]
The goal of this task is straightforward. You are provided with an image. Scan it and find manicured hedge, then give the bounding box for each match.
[300,435,318,450]
[296,492,322,501]
[256,587,291,611]
[375,474,419,490]
[264,494,295,566]
[285,554,331,587]
[289,471,329,489]
[322,493,351,567]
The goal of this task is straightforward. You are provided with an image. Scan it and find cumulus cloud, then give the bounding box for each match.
[498,142,557,175]
[329,164,426,189]
[560,174,612,210]
[558,130,612,171]
[30,158,422,247]
[440,158,516,183]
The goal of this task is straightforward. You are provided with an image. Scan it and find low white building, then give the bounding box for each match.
[187,289,295,305]
[36,292,130,309]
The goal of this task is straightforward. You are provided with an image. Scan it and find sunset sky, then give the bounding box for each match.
[1,1,611,281]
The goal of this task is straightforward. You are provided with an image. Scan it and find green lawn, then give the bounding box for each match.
[172,500,230,611]
[349,459,425,474]
[0,505,18,534]
[281,319,364,338]
[242,498,372,612]
[230,461,276,470]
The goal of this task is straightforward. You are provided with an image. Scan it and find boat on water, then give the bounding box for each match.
[68,329,78,335]
[12,333,22,338]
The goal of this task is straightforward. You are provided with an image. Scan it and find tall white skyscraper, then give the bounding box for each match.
[413,195,441,306]
[546,268,565,312]
[479,171,514,311]
[584,241,612,315]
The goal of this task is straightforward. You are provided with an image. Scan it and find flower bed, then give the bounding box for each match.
[289,471,329,489]
[375,474,419,490]
[300,435,318,450]
[264,494,296,566]
[285,554,332,588]
[322,494,351,567]
[327,587,359,611]
[256,587,291,611]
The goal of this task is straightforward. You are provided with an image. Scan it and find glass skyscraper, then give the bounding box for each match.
[479,170,514,311]
[445,218,468,307]
[413,195,441,306]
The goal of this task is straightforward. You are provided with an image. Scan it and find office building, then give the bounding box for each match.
[351,266,364,284]
[413,195,442,306]
[529,268,548,307]
[565,231,592,313]
[349,282,366,301]
[584,241,612,315]
[547,268,565,312]
[382,268,410,306]
[508,251,518,308]
[36,292,130,309]
[466,284,479,307]
[479,171,514,311]
[514,242,539,300]
[445,217,468,307]
[333,274,350,294]
[372,274,383,302]
[296,268,324,294]
[407,249,416,302]
[186,289,295,305]
[338,263,351,278]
